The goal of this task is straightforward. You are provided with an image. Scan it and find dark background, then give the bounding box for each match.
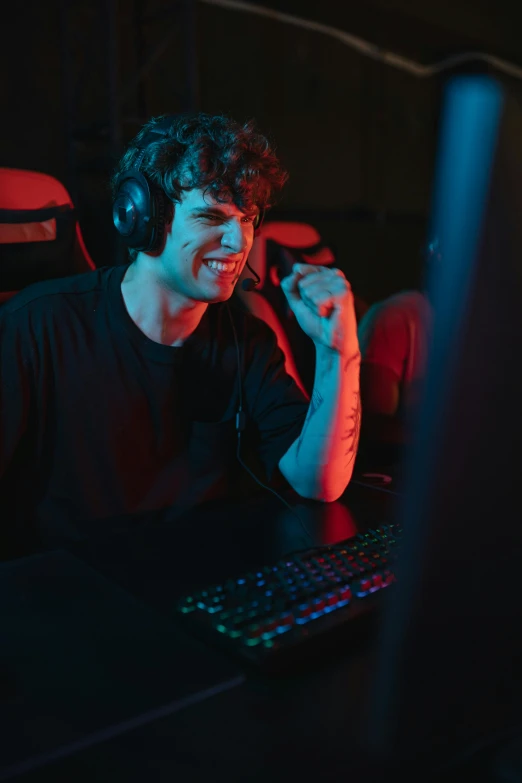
[1,0,521,304]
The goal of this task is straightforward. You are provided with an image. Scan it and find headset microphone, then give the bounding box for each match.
[241,260,261,292]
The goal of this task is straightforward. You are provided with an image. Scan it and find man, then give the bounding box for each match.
[0,113,360,556]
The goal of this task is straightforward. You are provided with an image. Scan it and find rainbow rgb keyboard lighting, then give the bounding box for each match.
[176,523,402,670]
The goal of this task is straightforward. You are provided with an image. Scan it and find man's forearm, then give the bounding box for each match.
[279,346,361,501]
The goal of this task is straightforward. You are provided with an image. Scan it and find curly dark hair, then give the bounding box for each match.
[112,112,288,259]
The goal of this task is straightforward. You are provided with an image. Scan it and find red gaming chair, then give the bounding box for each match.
[0,167,96,304]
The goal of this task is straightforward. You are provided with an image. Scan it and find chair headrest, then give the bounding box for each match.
[0,168,73,210]
[0,204,77,291]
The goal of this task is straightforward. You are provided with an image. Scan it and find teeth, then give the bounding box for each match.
[206,260,236,273]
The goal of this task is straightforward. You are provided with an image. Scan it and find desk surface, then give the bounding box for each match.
[1,480,407,783]
[75,479,399,608]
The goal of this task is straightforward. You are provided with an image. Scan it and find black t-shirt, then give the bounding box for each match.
[0,265,308,552]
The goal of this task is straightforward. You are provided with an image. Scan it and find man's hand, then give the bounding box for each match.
[280,263,358,354]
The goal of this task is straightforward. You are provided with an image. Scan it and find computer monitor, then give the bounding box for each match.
[365,75,522,776]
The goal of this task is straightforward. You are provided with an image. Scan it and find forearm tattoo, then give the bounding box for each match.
[343,351,361,374]
[296,389,324,459]
[342,392,362,470]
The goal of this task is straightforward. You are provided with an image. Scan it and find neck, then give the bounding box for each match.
[121,258,207,346]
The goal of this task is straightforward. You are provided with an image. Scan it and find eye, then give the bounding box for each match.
[202,213,221,222]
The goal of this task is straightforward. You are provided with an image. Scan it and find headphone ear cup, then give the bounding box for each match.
[113,170,155,250]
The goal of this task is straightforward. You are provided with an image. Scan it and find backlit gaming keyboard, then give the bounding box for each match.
[176,523,402,671]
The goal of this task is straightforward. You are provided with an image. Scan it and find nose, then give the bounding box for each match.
[221,218,250,254]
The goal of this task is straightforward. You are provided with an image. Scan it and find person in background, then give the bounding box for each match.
[356,238,438,465]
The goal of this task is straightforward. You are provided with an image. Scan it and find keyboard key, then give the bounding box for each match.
[276,612,294,628]
[338,586,352,602]
[324,592,339,607]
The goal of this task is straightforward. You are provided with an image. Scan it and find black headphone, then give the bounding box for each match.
[112,117,174,253]
[112,115,265,255]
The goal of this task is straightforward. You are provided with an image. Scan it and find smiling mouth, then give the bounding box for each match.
[203,259,239,276]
